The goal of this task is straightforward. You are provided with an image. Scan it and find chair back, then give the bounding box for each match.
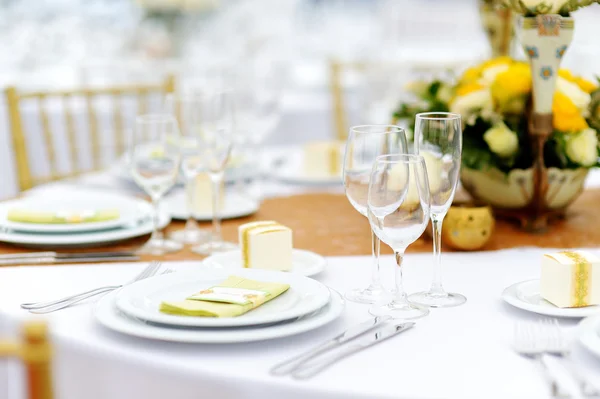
[5,74,176,191]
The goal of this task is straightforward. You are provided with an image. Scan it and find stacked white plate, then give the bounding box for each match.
[94,268,344,343]
[0,189,169,248]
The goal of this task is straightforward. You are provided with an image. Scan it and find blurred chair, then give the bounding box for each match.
[5,75,176,191]
[0,321,53,399]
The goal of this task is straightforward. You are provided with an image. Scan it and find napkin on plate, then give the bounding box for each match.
[160,275,290,318]
[7,209,120,224]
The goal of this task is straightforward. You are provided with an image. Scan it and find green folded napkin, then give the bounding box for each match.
[160,275,290,318]
[7,209,120,224]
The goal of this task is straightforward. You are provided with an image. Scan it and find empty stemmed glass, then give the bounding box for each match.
[409,112,466,308]
[191,90,238,255]
[164,93,212,245]
[343,125,408,303]
[367,154,431,319]
[129,114,182,255]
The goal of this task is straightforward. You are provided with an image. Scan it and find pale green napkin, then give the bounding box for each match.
[160,276,290,318]
[7,209,120,224]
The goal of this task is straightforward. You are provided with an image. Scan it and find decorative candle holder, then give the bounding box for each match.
[479,0,514,57]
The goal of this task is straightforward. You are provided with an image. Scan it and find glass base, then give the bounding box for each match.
[369,300,429,320]
[192,240,238,255]
[345,285,388,304]
[408,291,467,308]
[137,238,183,256]
[169,228,211,245]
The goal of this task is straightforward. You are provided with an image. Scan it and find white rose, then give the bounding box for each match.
[566,128,598,166]
[450,89,493,125]
[483,122,519,158]
[479,64,510,86]
[556,76,591,112]
[437,83,454,104]
[519,0,566,13]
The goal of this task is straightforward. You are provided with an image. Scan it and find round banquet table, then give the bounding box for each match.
[1,248,600,399]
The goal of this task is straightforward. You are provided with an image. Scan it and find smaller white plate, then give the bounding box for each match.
[95,289,344,344]
[577,315,600,359]
[203,249,327,277]
[162,190,259,221]
[271,159,342,186]
[115,268,331,328]
[502,279,600,318]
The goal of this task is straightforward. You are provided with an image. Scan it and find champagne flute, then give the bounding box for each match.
[367,154,431,319]
[409,112,466,308]
[165,93,212,245]
[343,125,408,303]
[130,114,182,255]
[192,90,238,255]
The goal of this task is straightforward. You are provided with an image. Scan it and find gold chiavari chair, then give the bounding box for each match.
[5,74,176,192]
[0,321,53,399]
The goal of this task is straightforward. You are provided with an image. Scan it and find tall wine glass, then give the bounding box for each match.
[367,154,431,319]
[192,90,238,255]
[343,125,408,303]
[165,93,212,245]
[409,112,466,308]
[130,114,182,255]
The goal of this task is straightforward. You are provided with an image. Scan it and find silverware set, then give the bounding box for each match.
[20,261,166,313]
[0,250,139,265]
[513,319,599,398]
[271,316,415,379]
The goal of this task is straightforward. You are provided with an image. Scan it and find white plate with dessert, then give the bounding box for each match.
[502,251,600,318]
[95,288,344,343]
[204,220,326,277]
[114,268,331,328]
[162,189,259,221]
[270,141,344,186]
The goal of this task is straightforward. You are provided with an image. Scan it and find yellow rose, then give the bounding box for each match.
[566,128,598,166]
[556,76,591,111]
[491,62,531,108]
[483,122,519,158]
[455,83,485,97]
[575,77,597,94]
[481,56,513,70]
[553,92,589,133]
[480,64,510,86]
[459,66,483,84]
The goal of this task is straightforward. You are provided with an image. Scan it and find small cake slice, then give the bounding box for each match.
[238,221,293,271]
[304,141,344,178]
[540,250,600,308]
[188,172,225,215]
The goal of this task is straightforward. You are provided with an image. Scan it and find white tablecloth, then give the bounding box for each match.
[1,248,600,399]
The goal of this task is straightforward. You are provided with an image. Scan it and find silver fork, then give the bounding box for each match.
[20,261,162,313]
[513,321,584,399]
[543,319,599,397]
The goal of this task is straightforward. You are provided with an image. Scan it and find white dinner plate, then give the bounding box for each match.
[0,206,170,248]
[0,191,149,233]
[577,315,600,359]
[162,190,259,221]
[95,288,344,343]
[270,158,342,186]
[115,268,331,328]
[111,158,260,185]
[501,280,600,318]
[203,249,327,277]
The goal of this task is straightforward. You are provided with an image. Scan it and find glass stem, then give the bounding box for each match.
[370,230,383,289]
[393,251,409,304]
[184,175,200,232]
[209,172,224,241]
[150,196,161,241]
[430,215,446,296]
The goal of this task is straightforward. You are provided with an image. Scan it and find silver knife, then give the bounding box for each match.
[0,251,137,260]
[270,315,391,376]
[0,255,139,265]
[291,322,415,380]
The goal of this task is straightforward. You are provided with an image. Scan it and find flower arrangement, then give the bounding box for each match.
[394,57,600,174]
